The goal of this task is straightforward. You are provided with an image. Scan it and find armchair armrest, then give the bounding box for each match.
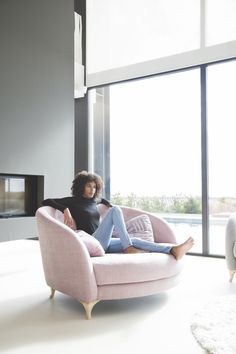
[225,212,236,271]
[36,207,98,302]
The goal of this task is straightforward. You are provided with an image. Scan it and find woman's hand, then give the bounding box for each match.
[63,208,74,229]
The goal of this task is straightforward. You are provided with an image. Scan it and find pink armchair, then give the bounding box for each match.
[36,205,183,319]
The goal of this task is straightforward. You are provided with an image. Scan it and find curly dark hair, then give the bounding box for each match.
[71,171,103,198]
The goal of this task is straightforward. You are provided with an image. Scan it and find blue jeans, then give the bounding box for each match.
[93,206,132,251]
[92,206,172,254]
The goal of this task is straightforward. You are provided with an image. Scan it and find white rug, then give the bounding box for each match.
[191,295,236,354]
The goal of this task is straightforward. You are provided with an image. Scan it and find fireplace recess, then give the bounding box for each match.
[0,173,44,218]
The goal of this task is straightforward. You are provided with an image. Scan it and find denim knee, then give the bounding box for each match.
[111,205,122,215]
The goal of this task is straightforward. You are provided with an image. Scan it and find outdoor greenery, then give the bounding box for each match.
[111,193,236,215]
[111,193,202,214]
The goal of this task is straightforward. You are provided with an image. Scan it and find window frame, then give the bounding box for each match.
[89,57,236,258]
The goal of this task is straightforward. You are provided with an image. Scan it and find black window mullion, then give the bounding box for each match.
[201,65,209,255]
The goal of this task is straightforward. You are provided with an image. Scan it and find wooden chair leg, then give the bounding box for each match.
[229,270,236,282]
[80,300,100,320]
[49,287,56,299]
[48,289,98,319]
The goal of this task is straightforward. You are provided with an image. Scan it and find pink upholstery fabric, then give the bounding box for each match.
[75,230,105,257]
[36,207,98,302]
[36,205,182,309]
[97,274,182,300]
[125,214,154,241]
[122,207,176,244]
[55,209,104,257]
[54,209,77,230]
[92,252,182,285]
[113,214,154,242]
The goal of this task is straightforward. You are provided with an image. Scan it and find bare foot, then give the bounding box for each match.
[123,246,146,254]
[170,237,194,260]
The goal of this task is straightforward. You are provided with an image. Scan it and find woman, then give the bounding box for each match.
[42,171,194,259]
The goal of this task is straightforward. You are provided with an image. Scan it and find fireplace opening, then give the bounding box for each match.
[0,173,44,218]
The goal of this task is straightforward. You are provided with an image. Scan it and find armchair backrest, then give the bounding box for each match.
[97,204,177,244]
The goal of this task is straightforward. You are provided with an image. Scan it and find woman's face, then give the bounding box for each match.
[83,181,96,199]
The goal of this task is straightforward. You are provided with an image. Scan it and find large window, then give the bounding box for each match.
[85,0,236,257]
[109,69,202,254]
[90,58,236,257]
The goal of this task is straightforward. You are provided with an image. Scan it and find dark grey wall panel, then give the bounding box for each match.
[74,0,89,173]
[0,0,74,240]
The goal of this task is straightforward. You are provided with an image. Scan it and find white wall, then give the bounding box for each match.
[0,0,74,240]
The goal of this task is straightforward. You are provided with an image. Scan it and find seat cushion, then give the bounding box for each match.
[92,253,183,286]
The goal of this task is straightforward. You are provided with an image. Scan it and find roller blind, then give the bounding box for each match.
[86,0,236,87]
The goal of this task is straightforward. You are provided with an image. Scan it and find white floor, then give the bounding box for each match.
[0,240,235,354]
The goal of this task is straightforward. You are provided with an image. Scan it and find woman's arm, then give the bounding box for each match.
[42,198,75,229]
[42,198,67,212]
[63,208,75,229]
[99,198,113,208]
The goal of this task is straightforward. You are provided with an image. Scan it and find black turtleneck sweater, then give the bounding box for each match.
[42,197,110,234]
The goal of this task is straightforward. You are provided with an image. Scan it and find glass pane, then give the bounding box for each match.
[206,0,236,46]
[207,59,236,255]
[0,176,25,217]
[109,69,202,253]
[87,0,200,73]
